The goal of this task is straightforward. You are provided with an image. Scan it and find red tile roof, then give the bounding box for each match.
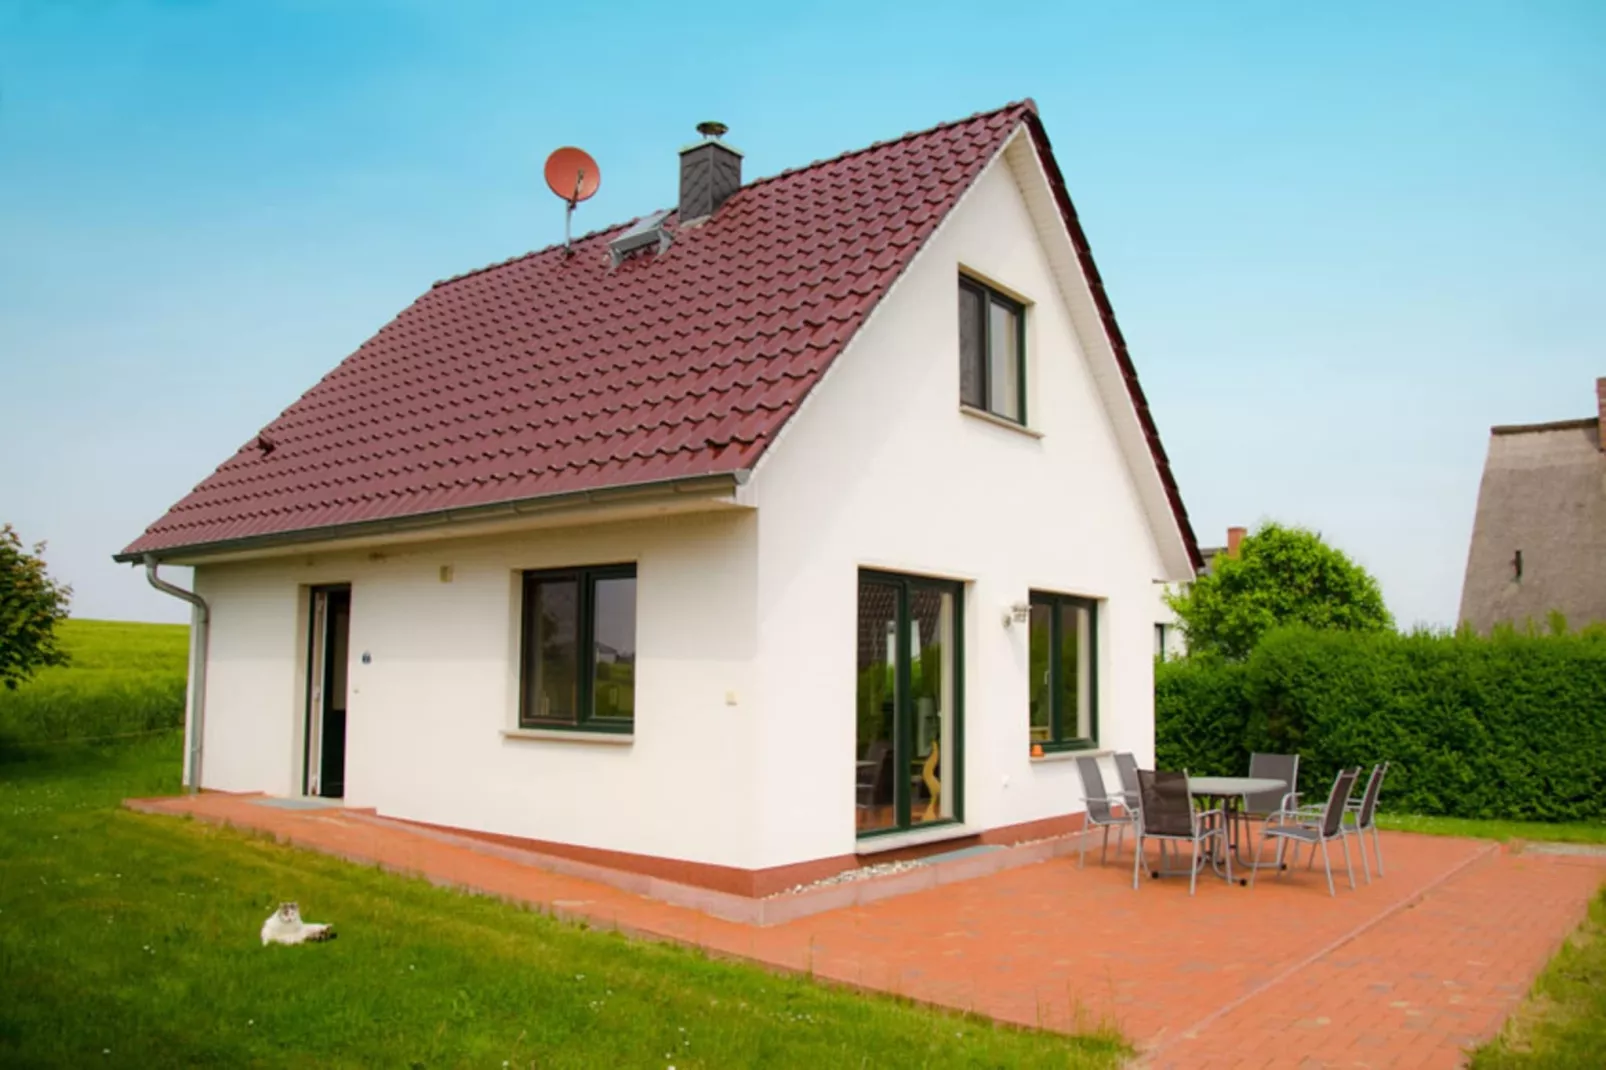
[119,101,1200,565]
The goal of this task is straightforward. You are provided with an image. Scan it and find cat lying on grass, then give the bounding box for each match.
[260,902,336,946]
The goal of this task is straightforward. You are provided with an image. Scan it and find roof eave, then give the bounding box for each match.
[115,471,749,565]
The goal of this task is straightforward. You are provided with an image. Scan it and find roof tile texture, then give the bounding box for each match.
[121,101,1199,565]
[122,104,1028,557]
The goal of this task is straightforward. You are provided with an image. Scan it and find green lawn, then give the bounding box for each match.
[0,732,1123,1068]
[1378,813,1606,846]
[0,618,189,745]
[1471,885,1606,1068]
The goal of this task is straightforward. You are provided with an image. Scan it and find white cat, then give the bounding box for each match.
[260,902,336,946]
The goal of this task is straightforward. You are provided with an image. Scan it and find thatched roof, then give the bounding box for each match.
[1458,391,1606,631]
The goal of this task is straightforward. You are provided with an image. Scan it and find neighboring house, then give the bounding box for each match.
[1153,526,1238,659]
[118,101,1201,897]
[1458,377,1606,632]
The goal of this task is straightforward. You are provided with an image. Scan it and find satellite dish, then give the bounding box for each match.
[544,146,601,204]
[545,147,600,253]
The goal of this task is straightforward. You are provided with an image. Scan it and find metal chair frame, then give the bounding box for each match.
[1251,768,1361,897]
[1074,756,1137,868]
[1134,769,1230,896]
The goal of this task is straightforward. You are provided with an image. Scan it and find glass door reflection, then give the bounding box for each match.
[855,571,963,836]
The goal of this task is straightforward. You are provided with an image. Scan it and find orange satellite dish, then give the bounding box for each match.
[545,146,601,205]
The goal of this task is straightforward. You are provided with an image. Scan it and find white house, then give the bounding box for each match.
[119,100,1201,897]
[1153,526,1240,660]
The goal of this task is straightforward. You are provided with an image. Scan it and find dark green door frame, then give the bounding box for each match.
[857,569,965,838]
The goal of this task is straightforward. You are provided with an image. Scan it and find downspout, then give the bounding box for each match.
[144,555,209,794]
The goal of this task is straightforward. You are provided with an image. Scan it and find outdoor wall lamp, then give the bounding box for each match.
[1003,601,1030,627]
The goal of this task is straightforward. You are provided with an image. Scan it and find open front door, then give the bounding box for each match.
[304,586,351,798]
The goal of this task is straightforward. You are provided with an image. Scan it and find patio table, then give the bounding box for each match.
[1188,776,1286,884]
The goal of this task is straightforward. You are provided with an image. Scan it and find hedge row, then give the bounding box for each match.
[1156,626,1606,823]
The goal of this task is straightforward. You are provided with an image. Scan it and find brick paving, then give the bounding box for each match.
[129,793,1605,1068]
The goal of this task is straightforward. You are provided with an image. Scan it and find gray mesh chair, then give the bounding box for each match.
[1352,762,1389,879]
[1074,756,1135,868]
[1134,769,1229,895]
[1244,752,1301,817]
[1251,768,1360,897]
[1239,752,1301,871]
[1113,752,1142,812]
[1291,760,1390,881]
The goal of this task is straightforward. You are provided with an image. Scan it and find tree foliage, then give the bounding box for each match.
[0,524,72,690]
[1167,522,1391,660]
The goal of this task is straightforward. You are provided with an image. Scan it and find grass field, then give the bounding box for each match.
[1378,813,1606,846]
[0,621,1121,1069]
[1471,885,1606,1068]
[6,618,1603,1067]
[0,618,188,745]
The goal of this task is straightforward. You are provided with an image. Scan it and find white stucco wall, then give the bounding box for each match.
[192,509,764,868]
[1154,582,1188,662]
[743,137,1176,868]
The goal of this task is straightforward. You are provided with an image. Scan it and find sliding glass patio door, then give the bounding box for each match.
[854,570,963,837]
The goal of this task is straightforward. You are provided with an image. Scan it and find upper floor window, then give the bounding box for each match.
[958,276,1025,424]
[519,564,637,733]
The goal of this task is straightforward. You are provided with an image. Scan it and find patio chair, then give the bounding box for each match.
[1236,752,1301,870]
[1074,756,1136,869]
[1134,769,1229,896]
[1352,761,1389,879]
[1289,761,1390,881]
[1244,752,1301,818]
[1250,767,1360,897]
[1113,752,1142,812]
[855,742,892,814]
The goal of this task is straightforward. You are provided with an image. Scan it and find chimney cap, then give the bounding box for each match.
[696,121,729,139]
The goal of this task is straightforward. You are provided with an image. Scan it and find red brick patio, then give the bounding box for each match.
[128,792,1606,1069]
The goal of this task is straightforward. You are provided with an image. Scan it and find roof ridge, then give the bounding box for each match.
[429,99,1036,293]
[1491,416,1600,436]
[738,98,1035,195]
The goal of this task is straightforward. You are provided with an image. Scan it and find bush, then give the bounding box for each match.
[1156,626,1606,822]
[1166,522,1391,660]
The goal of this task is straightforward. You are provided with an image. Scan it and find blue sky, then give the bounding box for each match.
[2,0,1602,627]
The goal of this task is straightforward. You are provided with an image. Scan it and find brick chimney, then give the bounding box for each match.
[679,121,742,223]
[1227,526,1247,557]
[1597,376,1605,450]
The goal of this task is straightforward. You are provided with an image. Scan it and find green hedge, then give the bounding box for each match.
[1156,626,1606,822]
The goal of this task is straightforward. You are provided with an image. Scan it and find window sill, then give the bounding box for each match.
[960,405,1043,439]
[502,728,634,746]
[855,822,972,855]
[1031,747,1112,764]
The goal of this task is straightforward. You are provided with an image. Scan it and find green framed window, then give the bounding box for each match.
[1028,591,1098,751]
[958,275,1026,423]
[519,564,637,732]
